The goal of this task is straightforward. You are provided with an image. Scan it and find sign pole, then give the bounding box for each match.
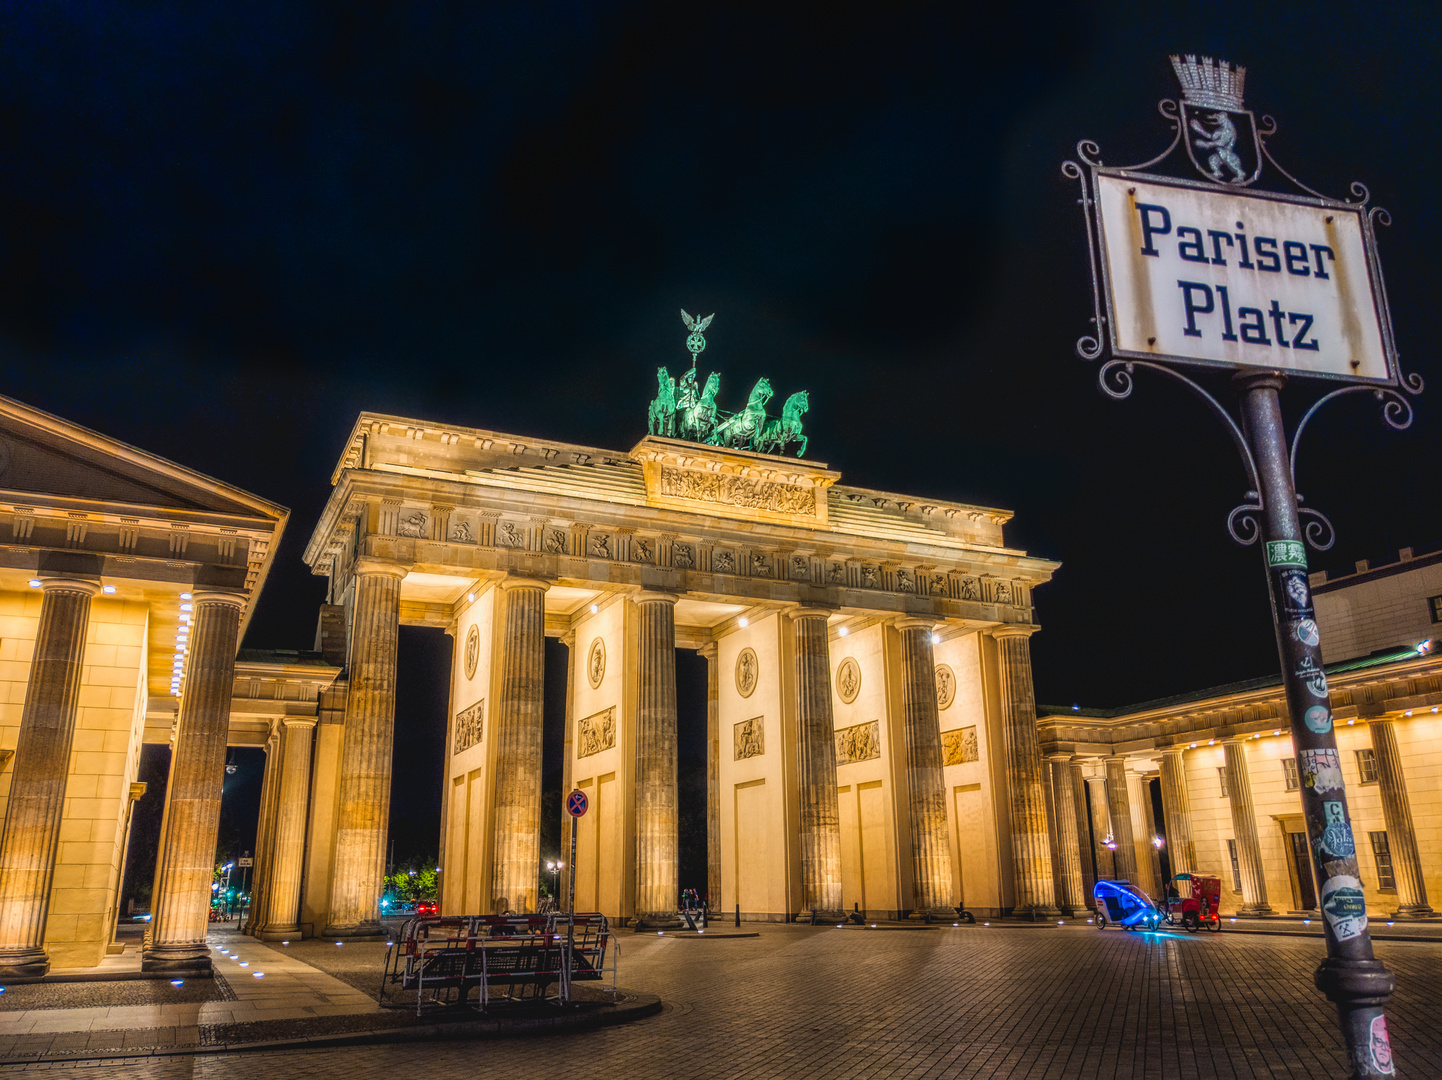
[1238,372,1395,1079]
[564,788,588,1005]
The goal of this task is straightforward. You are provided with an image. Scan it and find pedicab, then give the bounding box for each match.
[1092,879,1162,931]
[1160,872,1221,932]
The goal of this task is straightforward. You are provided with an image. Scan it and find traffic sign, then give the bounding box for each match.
[237,858,253,867]
[566,789,588,817]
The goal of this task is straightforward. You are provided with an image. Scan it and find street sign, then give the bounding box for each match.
[566,789,588,817]
[237,858,253,867]
[1094,174,1391,383]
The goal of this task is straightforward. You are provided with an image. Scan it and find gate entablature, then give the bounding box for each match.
[303,413,1059,633]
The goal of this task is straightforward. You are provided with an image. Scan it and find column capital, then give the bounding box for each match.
[128,781,147,803]
[37,577,101,596]
[1161,745,1187,758]
[499,574,550,592]
[789,605,836,621]
[192,589,246,610]
[633,589,678,606]
[352,556,410,580]
[698,642,718,660]
[987,624,1039,641]
[559,630,576,648]
[892,616,936,633]
[1045,751,1074,763]
[280,716,318,731]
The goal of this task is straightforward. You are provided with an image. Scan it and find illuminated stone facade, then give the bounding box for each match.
[298,417,1062,923]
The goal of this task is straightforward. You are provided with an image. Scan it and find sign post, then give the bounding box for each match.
[1064,55,1418,1078]
[563,788,588,1002]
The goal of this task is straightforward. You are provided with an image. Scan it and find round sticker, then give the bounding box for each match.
[1294,619,1320,647]
[1320,822,1355,859]
[1304,705,1332,734]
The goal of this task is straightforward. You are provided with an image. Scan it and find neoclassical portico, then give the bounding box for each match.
[297,415,1063,925]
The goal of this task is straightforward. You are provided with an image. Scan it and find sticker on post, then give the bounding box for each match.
[1277,569,1314,617]
[1304,705,1332,734]
[1316,818,1356,860]
[1299,748,1344,794]
[1292,618,1320,647]
[1320,874,1368,943]
[1266,540,1307,568]
[1370,1014,1395,1076]
[1295,655,1328,698]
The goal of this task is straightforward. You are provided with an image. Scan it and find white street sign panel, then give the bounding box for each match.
[1096,173,1391,382]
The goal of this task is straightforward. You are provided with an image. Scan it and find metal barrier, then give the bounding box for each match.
[381,913,617,1015]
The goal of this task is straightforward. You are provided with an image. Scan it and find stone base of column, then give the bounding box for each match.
[255,924,302,941]
[141,944,213,975]
[1009,903,1062,921]
[1235,903,1275,917]
[796,909,846,924]
[1391,903,1436,919]
[0,949,50,979]
[905,908,962,923]
[632,912,684,931]
[321,921,387,940]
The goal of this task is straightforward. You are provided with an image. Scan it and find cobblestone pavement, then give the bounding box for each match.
[6,922,1441,1079]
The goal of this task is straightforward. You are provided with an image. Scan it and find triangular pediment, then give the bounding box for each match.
[0,394,284,523]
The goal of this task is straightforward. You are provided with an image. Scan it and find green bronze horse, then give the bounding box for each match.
[710,377,772,450]
[757,390,809,457]
[648,367,677,437]
[679,371,721,442]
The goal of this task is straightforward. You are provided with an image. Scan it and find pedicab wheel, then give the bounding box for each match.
[1183,911,1199,933]
[1095,912,1107,929]
[1208,917,1220,933]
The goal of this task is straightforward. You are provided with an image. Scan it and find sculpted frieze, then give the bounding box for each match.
[942,725,979,766]
[578,706,616,758]
[835,720,880,765]
[454,699,484,754]
[397,511,427,538]
[734,716,764,760]
[673,543,694,569]
[545,529,567,554]
[660,466,816,516]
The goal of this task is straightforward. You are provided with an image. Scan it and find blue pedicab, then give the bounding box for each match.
[1093,879,1162,931]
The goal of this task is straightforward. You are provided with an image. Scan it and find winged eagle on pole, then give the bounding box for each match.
[681,310,714,333]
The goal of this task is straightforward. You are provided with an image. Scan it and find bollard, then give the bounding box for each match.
[735,903,740,928]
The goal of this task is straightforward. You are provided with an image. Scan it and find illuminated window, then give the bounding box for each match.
[1429,594,1442,623]
[1356,749,1379,784]
[1283,758,1299,791]
[1227,839,1242,892]
[1218,766,1229,798]
[1370,832,1395,891]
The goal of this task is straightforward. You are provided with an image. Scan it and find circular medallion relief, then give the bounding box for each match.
[735,647,758,698]
[836,657,861,704]
[464,625,480,680]
[587,637,606,688]
[935,664,956,710]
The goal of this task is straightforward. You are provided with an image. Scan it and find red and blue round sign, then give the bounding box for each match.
[566,789,588,818]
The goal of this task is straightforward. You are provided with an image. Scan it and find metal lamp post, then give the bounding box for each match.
[1063,55,1419,1078]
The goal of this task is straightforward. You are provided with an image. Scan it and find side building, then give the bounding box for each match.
[1039,545,1441,919]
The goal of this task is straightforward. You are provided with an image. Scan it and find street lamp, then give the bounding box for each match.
[546,860,565,896]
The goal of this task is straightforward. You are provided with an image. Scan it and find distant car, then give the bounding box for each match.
[416,900,438,917]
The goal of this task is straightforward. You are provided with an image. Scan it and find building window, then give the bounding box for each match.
[1283,758,1299,791]
[1227,839,1242,893]
[1370,832,1396,891]
[1218,766,1229,798]
[1356,748,1379,785]
[1430,594,1442,623]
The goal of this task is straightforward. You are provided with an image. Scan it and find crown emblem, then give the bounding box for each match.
[1169,54,1246,111]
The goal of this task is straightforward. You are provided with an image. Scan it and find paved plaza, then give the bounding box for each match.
[0,922,1438,1078]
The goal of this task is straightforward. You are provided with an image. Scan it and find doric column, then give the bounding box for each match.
[701,642,720,910]
[1104,756,1137,882]
[490,576,549,915]
[243,726,282,936]
[1222,737,1272,915]
[1159,748,1196,875]
[1138,768,1163,897]
[990,628,1057,916]
[1368,719,1433,917]
[897,619,953,913]
[323,558,406,937]
[108,782,147,953]
[1085,775,1114,881]
[0,579,99,978]
[793,609,843,916]
[1047,756,1085,915]
[259,718,316,936]
[634,592,680,926]
[1068,758,1097,907]
[143,591,245,973]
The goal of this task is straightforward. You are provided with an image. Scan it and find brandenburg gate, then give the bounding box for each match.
[293,402,1065,930]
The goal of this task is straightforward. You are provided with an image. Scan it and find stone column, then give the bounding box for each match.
[1086,776,1114,881]
[1068,759,1096,907]
[1104,756,1138,882]
[108,782,147,953]
[1159,748,1196,875]
[1138,770,1163,897]
[793,609,843,916]
[0,579,98,978]
[243,727,281,936]
[701,642,720,910]
[490,576,549,915]
[259,718,316,937]
[144,591,245,973]
[1222,737,1273,916]
[1368,719,1433,917]
[634,593,680,926]
[990,629,1057,916]
[1047,756,1085,915]
[323,558,406,937]
[897,620,953,914]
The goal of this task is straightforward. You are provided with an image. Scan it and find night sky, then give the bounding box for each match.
[6,5,1440,881]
